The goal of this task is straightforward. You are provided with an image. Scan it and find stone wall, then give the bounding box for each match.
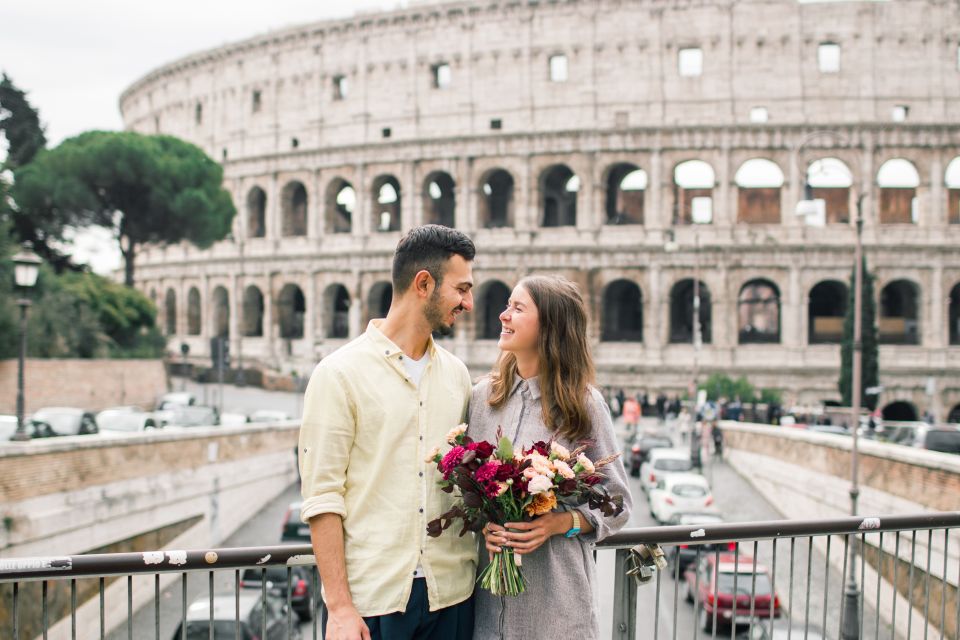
[0,358,168,414]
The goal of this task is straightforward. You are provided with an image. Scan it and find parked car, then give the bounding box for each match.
[240,564,316,622]
[649,473,715,523]
[96,406,162,433]
[640,449,695,493]
[220,412,249,427]
[249,410,292,423]
[29,407,98,436]
[683,553,781,632]
[157,404,220,428]
[808,424,850,436]
[629,434,674,477]
[748,619,828,640]
[0,415,18,441]
[280,502,310,543]
[156,391,196,409]
[171,590,300,639]
[914,424,960,454]
[664,513,731,575]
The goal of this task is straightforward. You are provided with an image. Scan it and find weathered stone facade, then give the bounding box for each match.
[120,0,960,418]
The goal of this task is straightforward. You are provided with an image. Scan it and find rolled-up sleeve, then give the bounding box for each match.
[299,363,355,523]
[578,388,632,544]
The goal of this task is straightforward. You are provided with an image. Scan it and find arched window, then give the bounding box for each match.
[673,160,715,225]
[877,159,920,224]
[367,281,393,322]
[423,172,456,228]
[211,286,229,338]
[187,287,202,336]
[540,165,578,227]
[669,279,712,344]
[242,286,264,337]
[281,181,308,236]
[948,404,960,424]
[879,279,920,345]
[478,281,510,340]
[738,279,781,343]
[325,178,354,234]
[950,283,960,345]
[806,158,852,224]
[372,175,402,232]
[278,284,306,340]
[881,401,918,422]
[605,164,646,225]
[164,289,177,336]
[601,280,643,342]
[246,187,266,238]
[808,280,848,344]
[945,156,960,224]
[324,284,350,338]
[478,169,514,229]
[735,159,784,224]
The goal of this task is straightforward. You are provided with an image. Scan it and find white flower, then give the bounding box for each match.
[527,474,554,495]
[554,459,576,479]
[576,453,596,474]
[550,441,571,460]
[424,445,442,463]
[445,423,467,444]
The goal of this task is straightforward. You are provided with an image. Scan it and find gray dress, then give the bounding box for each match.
[467,375,633,640]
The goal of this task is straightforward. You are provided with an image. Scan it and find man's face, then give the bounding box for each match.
[424,255,474,336]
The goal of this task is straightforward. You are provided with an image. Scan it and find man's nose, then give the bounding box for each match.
[461,290,474,312]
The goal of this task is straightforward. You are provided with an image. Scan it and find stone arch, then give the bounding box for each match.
[669,279,712,344]
[278,284,306,340]
[187,287,202,336]
[877,159,920,224]
[324,177,354,234]
[806,158,853,224]
[808,280,848,344]
[246,186,267,238]
[540,164,578,227]
[478,168,515,229]
[211,286,229,338]
[881,400,918,422]
[673,159,716,225]
[372,175,402,232]
[738,278,781,343]
[367,281,393,322]
[164,288,177,336]
[735,158,784,224]
[604,163,646,225]
[879,279,920,345]
[281,181,308,236]
[324,284,351,338]
[945,156,960,224]
[242,285,264,337]
[601,279,643,342]
[423,171,456,228]
[950,282,960,346]
[477,280,511,340]
[948,403,960,423]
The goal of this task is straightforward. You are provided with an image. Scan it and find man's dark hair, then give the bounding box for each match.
[392,225,476,293]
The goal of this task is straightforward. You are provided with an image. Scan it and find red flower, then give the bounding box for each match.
[467,441,495,459]
[584,474,603,486]
[524,441,550,456]
[474,461,500,483]
[494,462,517,481]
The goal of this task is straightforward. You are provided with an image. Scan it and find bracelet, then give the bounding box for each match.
[564,510,581,538]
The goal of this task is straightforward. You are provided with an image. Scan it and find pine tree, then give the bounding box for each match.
[839,256,880,410]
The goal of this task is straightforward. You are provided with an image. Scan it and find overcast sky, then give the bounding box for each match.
[0,0,404,273]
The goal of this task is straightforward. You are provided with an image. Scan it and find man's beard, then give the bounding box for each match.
[425,289,459,337]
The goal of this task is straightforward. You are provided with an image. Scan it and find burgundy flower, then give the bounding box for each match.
[467,440,495,459]
[524,441,550,456]
[494,462,517,481]
[474,461,501,483]
[584,474,603,486]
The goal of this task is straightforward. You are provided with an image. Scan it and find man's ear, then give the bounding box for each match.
[413,270,434,298]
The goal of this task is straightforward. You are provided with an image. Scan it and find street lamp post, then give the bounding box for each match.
[794,130,865,640]
[10,247,42,442]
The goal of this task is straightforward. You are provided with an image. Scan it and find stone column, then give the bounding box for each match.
[405,161,418,231]
[649,150,663,230]
[517,155,534,231]
[458,156,473,232]
[716,145,734,227]
[928,156,944,228]
[783,265,802,347]
[577,154,596,231]
[928,266,943,348]
[353,163,367,238]
[268,173,280,240]
[648,263,664,349]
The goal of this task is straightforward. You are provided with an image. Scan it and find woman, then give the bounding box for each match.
[467,275,632,639]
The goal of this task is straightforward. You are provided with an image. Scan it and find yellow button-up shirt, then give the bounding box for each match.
[299,320,475,617]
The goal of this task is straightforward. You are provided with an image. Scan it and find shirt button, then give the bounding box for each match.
[419,472,424,477]
[384,350,389,355]
[419,508,424,513]
[419,436,423,441]
[419,401,423,406]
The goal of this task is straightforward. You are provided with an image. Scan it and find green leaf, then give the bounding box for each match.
[496,436,514,461]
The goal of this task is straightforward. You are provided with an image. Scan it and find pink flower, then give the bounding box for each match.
[523,467,540,480]
[440,446,466,476]
[554,459,575,479]
[527,474,554,495]
[474,461,501,483]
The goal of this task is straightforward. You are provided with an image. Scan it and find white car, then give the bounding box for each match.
[248,409,292,423]
[96,406,162,433]
[0,415,19,441]
[649,473,715,522]
[639,449,695,493]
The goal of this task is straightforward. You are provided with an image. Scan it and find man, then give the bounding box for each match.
[299,225,477,640]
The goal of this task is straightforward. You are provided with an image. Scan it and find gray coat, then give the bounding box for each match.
[467,375,632,640]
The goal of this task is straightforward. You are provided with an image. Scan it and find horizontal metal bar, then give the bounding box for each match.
[1,511,958,582]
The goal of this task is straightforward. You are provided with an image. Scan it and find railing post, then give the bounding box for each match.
[612,548,637,640]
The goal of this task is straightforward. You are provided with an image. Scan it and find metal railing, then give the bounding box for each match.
[1,512,958,640]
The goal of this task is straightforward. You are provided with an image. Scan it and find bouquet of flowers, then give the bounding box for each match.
[425,424,624,596]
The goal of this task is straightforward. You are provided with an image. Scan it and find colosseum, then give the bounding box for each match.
[120,0,960,422]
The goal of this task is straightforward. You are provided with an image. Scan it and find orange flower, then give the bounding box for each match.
[524,490,557,517]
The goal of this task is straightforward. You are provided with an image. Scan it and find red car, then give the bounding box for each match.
[683,553,781,631]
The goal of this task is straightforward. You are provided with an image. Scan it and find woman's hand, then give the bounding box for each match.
[499,512,571,555]
[482,522,509,560]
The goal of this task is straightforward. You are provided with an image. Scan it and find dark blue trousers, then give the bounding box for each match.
[321,579,474,640]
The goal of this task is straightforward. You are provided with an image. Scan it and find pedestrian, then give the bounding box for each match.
[622,395,641,440]
[298,225,477,640]
[469,275,631,639]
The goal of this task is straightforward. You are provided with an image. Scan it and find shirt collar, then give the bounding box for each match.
[509,374,541,401]
[366,319,437,360]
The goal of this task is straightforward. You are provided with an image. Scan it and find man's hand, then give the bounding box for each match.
[324,603,371,640]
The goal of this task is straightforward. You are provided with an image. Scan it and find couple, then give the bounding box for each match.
[298,225,632,640]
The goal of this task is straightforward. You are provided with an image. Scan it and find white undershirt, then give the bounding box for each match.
[401,351,431,578]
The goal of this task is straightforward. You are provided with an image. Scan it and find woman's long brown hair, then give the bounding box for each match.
[488,275,597,441]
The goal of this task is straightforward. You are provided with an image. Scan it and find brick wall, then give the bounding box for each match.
[0,358,168,414]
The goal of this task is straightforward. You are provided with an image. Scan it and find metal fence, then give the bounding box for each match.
[1,512,958,640]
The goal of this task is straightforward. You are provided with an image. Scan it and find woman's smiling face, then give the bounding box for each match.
[498,284,539,356]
